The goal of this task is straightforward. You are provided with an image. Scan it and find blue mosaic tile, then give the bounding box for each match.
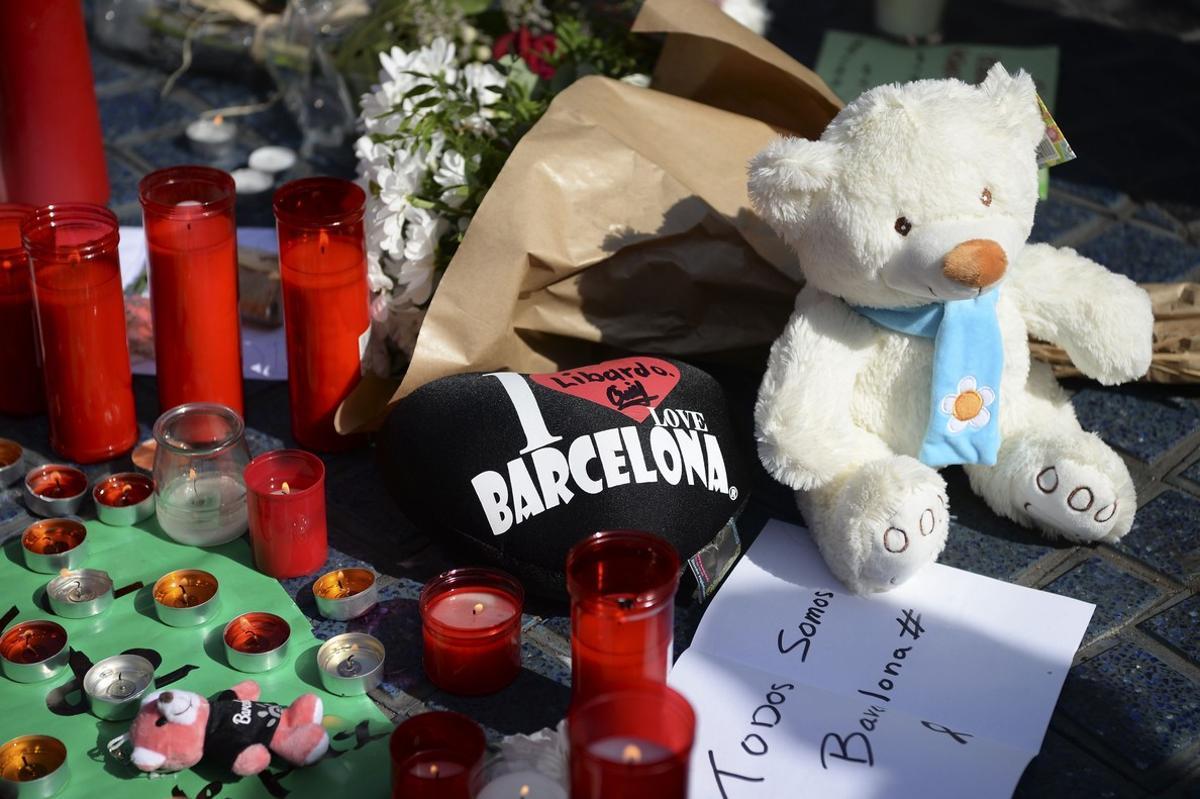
[1071,389,1200,463]
[937,469,1057,580]
[1119,489,1200,581]
[1014,729,1135,799]
[1030,198,1097,244]
[1058,641,1200,772]
[1044,557,1162,644]
[1134,204,1185,235]
[90,47,152,91]
[105,149,143,208]
[99,87,199,141]
[175,75,270,112]
[1140,596,1200,663]
[129,131,252,175]
[1053,180,1129,211]
[1075,222,1200,283]
[1180,456,1200,485]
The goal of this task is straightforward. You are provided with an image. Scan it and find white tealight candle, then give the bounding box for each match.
[156,472,248,547]
[185,115,237,159]
[587,737,672,765]
[248,145,298,175]
[475,770,566,799]
[231,167,273,195]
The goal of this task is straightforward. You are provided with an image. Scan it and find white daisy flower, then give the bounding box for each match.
[940,376,996,433]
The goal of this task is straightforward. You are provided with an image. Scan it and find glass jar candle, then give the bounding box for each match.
[273,177,369,452]
[420,568,524,696]
[568,683,696,799]
[389,711,486,799]
[0,204,43,416]
[139,166,243,415]
[23,204,136,462]
[152,402,250,546]
[566,530,681,706]
[244,449,328,578]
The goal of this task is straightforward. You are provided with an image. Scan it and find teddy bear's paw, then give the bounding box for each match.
[1019,459,1130,543]
[820,457,950,594]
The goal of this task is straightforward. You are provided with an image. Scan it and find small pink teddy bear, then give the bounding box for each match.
[128,680,329,777]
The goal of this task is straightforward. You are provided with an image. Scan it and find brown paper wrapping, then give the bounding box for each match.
[1030,283,1200,383]
[336,0,839,434]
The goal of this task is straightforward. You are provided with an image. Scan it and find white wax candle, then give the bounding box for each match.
[587,736,672,765]
[156,473,248,547]
[231,168,273,195]
[475,770,566,799]
[185,117,236,145]
[248,145,298,174]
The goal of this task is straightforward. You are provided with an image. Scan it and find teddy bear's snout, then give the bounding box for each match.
[942,238,1007,289]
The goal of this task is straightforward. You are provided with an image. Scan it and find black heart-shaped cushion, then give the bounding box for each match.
[378,357,750,599]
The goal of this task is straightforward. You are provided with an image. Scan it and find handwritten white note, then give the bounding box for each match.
[669,520,1093,799]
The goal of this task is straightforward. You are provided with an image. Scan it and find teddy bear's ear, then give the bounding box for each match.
[747,136,840,234]
[979,62,1045,148]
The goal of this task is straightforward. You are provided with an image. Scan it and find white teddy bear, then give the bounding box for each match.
[748,63,1154,593]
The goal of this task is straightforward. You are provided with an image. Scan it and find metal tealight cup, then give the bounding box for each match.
[223,612,290,673]
[20,519,87,574]
[317,632,385,696]
[0,439,23,487]
[0,735,69,798]
[92,472,156,526]
[83,654,156,721]
[152,569,220,627]
[46,569,114,619]
[0,621,69,684]
[22,465,88,518]
[312,568,378,620]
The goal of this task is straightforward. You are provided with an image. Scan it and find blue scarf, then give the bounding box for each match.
[852,291,1003,467]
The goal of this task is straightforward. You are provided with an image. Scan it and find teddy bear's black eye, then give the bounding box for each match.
[981,187,993,206]
[894,217,912,236]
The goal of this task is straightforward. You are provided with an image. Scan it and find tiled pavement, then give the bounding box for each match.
[3,10,1200,798]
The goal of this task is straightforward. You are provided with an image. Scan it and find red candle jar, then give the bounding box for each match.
[244,449,328,578]
[420,568,524,696]
[566,530,681,706]
[272,178,369,452]
[0,204,43,416]
[389,711,486,799]
[23,205,136,463]
[140,166,243,415]
[568,683,696,799]
[0,1,108,206]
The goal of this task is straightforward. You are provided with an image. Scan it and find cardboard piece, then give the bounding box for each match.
[0,520,391,798]
[334,0,838,434]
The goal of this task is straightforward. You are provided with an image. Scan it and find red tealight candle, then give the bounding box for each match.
[0,204,43,416]
[140,167,244,415]
[389,711,485,799]
[23,204,136,462]
[566,530,681,706]
[568,683,696,799]
[243,449,328,578]
[273,178,370,452]
[420,568,524,696]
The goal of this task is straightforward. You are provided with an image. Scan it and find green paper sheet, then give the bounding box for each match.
[0,519,392,798]
[814,31,1061,199]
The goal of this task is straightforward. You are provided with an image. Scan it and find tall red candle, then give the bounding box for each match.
[567,530,681,706]
[0,203,43,415]
[568,683,696,799]
[420,568,524,696]
[389,711,486,799]
[273,178,369,452]
[0,1,108,205]
[140,166,243,415]
[23,205,136,463]
[244,449,328,578]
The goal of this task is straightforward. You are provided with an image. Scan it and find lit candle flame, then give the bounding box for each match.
[213,114,224,127]
[472,602,485,615]
[429,764,439,778]
[319,229,329,256]
[281,481,291,495]
[519,786,531,797]
[621,743,642,764]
